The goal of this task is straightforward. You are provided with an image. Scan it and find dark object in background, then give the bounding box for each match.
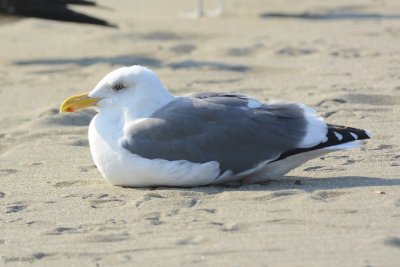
[0,0,116,27]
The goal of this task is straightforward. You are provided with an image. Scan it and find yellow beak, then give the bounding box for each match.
[59,92,100,113]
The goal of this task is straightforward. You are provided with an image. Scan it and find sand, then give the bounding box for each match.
[0,0,399,266]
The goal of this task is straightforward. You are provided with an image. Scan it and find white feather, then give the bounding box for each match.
[297,104,328,148]
[333,131,343,141]
[350,132,358,139]
[247,99,262,109]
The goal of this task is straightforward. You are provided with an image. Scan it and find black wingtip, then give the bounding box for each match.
[274,124,371,162]
[327,124,371,144]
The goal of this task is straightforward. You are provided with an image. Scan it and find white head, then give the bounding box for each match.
[60,66,174,119]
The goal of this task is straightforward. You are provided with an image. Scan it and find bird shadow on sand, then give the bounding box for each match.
[149,176,400,194]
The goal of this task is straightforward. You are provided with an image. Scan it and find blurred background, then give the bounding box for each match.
[1,0,399,117]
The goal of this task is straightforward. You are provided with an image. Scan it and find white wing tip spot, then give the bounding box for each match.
[365,130,372,138]
[333,131,343,141]
[247,99,262,109]
[350,132,358,139]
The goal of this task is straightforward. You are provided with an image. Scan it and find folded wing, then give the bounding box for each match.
[122,93,333,175]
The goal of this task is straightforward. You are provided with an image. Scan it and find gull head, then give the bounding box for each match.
[60,66,172,116]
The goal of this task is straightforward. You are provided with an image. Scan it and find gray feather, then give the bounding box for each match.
[122,93,308,174]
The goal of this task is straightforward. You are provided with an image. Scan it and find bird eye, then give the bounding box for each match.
[112,82,127,91]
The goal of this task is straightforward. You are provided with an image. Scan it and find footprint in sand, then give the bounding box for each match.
[53,180,81,188]
[169,44,197,55]
[143,212,164,226]
[330,48,361,58]
[62,193,94,199]
[253,190,301,201]
[331,48,380,58]
[165,209,180,217]
[176,235,208,246]
[85,231,130,243]
[32,253,48,260]
[197,208,216,214]
[316,98,347,107]
[68,139,89,147]
[168,197,200,209]
[265,219,305,225]
[369,144,393,151]
[227,44,264,57]
[5,202,27,213]
[209,221,241,231]
[344,93,400,106]
[187,198,198,208]
[78,165,97,172]
[303,165,345,172]
[45,226,85,235]
[135,193,166,208]
[311,191,347,201]
[141,31,187,41]
[276,47,317,56]
[383,237,400,248]
[53,179,95,188]
[221,223,240,232]
[321,155,349,160]
[0,169,17,177]
[342,159,357,165]
[168,60,250,72]
[89,194,126,208]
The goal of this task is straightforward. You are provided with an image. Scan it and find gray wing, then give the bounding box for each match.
[122,93,308,175]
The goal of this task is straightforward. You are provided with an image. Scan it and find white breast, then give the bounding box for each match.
[88,114,123,183]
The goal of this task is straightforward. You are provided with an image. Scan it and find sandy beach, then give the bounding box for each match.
[1,0,399,266]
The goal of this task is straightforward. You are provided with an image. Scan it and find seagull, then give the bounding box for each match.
[60,66,371,187]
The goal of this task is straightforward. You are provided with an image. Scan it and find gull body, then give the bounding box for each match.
[60,66,371,187]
